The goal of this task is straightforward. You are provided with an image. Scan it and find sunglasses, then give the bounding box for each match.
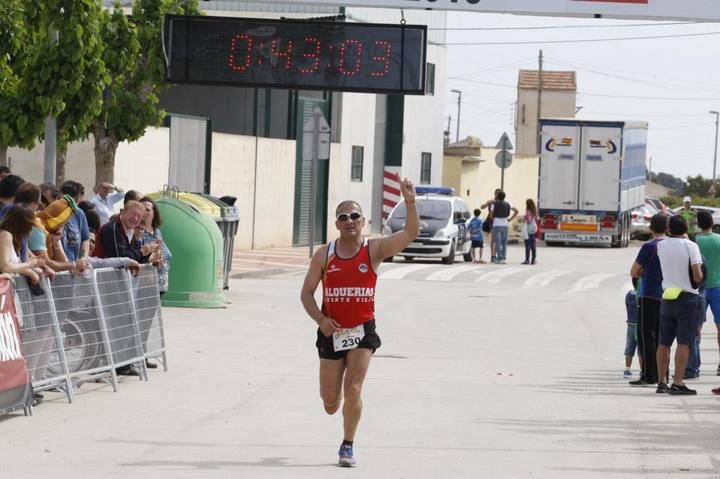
[336,212,362,222]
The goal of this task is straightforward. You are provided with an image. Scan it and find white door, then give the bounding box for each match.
[539,124,580,210]
[578,125,622,212]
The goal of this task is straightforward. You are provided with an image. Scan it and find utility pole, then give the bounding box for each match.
[451,89,462,143]
[710,110,719,196]
[536,49,543,155]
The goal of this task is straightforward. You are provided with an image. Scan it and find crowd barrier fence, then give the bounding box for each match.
[2,265,167,416]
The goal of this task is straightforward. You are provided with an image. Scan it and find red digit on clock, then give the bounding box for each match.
[300,37,321,73]
[228,34,253,72]
[271,39,294,70]
[370,40,392,77]
[338,39,363,76]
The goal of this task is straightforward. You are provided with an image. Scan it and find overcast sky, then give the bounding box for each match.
[444,13,720,180]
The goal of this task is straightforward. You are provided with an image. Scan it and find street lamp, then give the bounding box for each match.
[710,110,719,196]
[451,89,462,143]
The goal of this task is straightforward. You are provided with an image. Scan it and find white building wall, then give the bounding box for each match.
[331,93,378,234]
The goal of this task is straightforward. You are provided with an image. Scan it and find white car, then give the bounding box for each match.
[630,204,658,240]
[670,205,720,233]
[383,187,473,264]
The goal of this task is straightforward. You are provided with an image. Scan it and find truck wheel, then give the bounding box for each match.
[404,256,414,262]
[463,251,473,262]
[442,243,456,265]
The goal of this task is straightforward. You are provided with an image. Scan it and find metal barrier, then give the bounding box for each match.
[12,265,167,408]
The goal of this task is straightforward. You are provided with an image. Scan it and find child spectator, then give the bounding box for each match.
[624,289,640,377]
[467,208,485,264]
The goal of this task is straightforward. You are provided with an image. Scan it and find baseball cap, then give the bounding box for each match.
[683,196,692,203]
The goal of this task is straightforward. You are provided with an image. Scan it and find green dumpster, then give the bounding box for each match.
[156,197,226,308]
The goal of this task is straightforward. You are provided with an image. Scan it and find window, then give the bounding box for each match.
[425,63,435,95]
[421,152,432,184]
[351,146,364,182]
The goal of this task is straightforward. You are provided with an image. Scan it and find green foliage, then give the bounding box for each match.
[95,0,201,145]
[662,195,720,209]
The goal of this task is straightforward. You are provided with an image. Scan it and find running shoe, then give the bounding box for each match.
[717,363,720,376]
[338,444,356,467]
[668,384,696,396]
[623,369,632,378]
[711,386,720,395]
[655,383,670,394]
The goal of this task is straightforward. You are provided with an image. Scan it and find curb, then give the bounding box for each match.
[231,267,305,279]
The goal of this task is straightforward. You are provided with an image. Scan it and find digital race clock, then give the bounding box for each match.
[164,15,427,95]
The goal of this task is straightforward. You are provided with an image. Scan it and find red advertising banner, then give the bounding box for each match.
[0,279,32,414]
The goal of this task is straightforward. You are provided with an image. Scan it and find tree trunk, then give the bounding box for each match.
[56,147,67,185]
[93,123,118,185]
[0,145,7,167]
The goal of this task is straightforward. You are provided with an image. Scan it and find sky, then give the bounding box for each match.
[443,13,720,180]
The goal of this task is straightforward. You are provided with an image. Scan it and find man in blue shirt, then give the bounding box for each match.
[60,181,90,261]
[467,208,485,264]
[629,213,668,387]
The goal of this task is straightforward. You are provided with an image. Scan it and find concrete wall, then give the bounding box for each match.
[516,89,576,157]
[209,134,296,250]
[444,151,540,213]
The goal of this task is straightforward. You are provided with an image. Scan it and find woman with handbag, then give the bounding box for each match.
[522,199,539,265]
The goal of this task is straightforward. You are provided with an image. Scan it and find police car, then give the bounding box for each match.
[382,186,472,264]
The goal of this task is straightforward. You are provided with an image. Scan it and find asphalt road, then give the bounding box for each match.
[4,242,720,478]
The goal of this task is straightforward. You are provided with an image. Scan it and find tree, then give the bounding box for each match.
[652,171,686,195]
[0,0,48,166]
[685,174,714,198]
[51,0,108,183]
[92,0,201,185]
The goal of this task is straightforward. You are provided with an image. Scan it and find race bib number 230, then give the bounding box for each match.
[333,325,365,352]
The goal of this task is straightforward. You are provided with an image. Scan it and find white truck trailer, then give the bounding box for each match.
[538,119,648,248]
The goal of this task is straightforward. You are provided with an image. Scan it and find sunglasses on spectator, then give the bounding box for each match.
[336,212,362,222]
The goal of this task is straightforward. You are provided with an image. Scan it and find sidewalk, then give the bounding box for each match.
[231,245,311,278]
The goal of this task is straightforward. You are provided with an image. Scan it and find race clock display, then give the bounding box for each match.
[164,15,427,95]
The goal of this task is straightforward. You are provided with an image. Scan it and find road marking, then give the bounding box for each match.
[569,273,618,293]
[426,265,479,282]
[379,264,438,280]
[475,267,524,284]
[522,270,571,289]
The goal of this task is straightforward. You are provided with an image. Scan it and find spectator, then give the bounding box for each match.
[623,289,640,377]
[655,215,703,395]
[90,182,124,226]
[467,208,485,264]
[629,214,667,387]
[521,198,539,265]
[124,190,143,204]
[94,200,157,262]
[695,210,720,379]
[481,189,501,261]
[39,183,59,208]
[139,197,172,293]
[0,204,49,403]
[59,180,90,261]
[0,174,25,209]
[32,196,89,274]
[78,201,101,233]
[14,183,42,211]
[489,190,518,264]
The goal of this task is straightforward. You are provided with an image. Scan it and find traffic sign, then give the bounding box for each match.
[495,132,514,151]
[495,150,513,169]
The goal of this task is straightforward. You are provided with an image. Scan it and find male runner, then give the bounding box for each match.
[300,178,419,467]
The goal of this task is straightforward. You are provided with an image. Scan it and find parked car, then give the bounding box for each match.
[383,187,472,264]
[630,204,658,240]
[670,205,720,233]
